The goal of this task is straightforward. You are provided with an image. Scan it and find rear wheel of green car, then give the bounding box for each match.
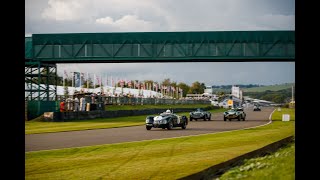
[167,121,173,130]
[181,122,186,129]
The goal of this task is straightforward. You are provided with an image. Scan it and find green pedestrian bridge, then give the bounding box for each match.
[25,31,295,119]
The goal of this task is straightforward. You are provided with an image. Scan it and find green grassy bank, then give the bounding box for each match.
[217,141,295,180]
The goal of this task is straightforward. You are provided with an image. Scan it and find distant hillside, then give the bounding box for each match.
[243,83,295,92]
[211,88,231,94]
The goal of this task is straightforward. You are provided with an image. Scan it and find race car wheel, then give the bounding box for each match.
[167,122,173,130]
[243,117,246,121]
[190,117,193,121]
[224,117,226,121]
[238,116,241,121]
[146,126,152,130]
[181,122,186,129]
[208,115,211,121]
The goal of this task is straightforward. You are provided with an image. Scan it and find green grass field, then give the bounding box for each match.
[25,108,295,180]
[25,108,226,134]
[242,83,294,92]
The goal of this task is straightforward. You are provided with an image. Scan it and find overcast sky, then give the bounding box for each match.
[25,0,295,86]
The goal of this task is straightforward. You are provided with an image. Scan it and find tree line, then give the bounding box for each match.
[212,84,261,89]
[244,88,293,103]
[30,70,207,98]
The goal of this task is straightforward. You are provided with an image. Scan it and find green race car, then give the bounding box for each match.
[145,110,188,130]
[223,108,246,121]
[189,108,211,121]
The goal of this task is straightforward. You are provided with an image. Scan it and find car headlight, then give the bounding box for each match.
[146,118,149,123]
[162,120,167,124]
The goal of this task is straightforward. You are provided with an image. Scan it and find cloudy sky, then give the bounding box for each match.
[25,0,295,86]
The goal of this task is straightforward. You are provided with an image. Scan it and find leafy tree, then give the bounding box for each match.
[200,83,206,91]
[161,78,171,86]
[189,81,205,94]
[144,80,155,90]
[272,95,286,103]
[177,82,190,97]
[244,88,292,103]
[217,92,226,102]
[63,78,72,86]
[81,79,93,88]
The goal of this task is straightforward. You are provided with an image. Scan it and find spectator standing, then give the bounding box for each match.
[60,100,65,112]
[80,96,86,111]
[74,96,79,111]
[91,94,95,104]
[66,98,70,111]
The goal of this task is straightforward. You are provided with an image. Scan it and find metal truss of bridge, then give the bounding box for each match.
[25,61,57,101]
[24,31,294,118]
[26,31,295,63]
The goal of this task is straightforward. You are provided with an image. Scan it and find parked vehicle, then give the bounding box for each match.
[189,108,211,121]
[145,110,188,130]
[223,108,246,121]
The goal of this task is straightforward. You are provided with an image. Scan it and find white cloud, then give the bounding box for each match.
[41,0,86,21]
[30,0,295,33]
[95,15,154,31]
[95,17,114,25]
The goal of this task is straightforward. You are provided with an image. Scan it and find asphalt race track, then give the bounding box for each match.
[25,107,274,152]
